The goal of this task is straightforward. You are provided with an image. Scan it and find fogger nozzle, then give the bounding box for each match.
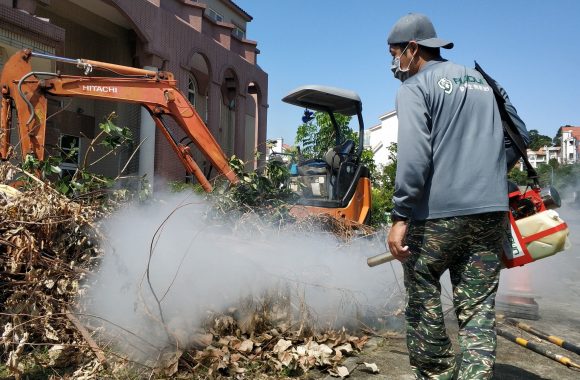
[367,252,396,267]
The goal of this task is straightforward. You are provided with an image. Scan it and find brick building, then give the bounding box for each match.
[0,0,268,188]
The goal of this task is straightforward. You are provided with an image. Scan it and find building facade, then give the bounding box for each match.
[524,146,561,169]
[364,110,398,168]
[522,126,580,169]
[0,0,268,188]
[561,125,580,164]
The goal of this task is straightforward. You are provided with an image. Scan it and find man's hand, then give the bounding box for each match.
[387,221,410,262]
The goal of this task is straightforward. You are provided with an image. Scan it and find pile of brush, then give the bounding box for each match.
[0,162,386,379]
[0,163,106,378]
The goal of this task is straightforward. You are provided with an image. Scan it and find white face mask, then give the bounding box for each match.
[391,44,414,82]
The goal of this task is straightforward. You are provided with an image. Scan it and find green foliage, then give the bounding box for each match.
[551,163,580,193]
[552,128,562,147]
[358,148,390,226]
[360,148,376,175]
[528,129,553,151]
[292,110,399,227]
[367,143,397,227]
[536,163,555,187]
[508,166,529,186]
[99,117,133,149]
[22,153,62,176]
[370,187,393,226]
[168,180,205,194]
[294,111,357,159]
[509,162,580,197]
[19,113,145,202]
[209,156,298,223]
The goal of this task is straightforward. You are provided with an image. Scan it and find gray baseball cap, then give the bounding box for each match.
[387,13,453,49]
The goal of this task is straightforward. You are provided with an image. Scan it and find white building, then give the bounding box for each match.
[365,110,398,167]
[524,146,561,169]
[521,126,579,170]
[266,138,293,163]
[561,126,580,164]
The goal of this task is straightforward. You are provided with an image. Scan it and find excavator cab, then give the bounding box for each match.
[282,85,371,225]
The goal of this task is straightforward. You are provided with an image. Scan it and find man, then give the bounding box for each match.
[386,13,527,380]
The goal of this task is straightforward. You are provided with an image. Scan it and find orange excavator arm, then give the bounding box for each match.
[0,49,238,191]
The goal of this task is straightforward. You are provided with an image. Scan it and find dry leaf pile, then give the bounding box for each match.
[149,290,372,379]
[186,322,369,378]
[0,163,381,379]
[0,165,106,377]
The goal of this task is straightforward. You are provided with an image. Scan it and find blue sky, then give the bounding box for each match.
[243,0,580,145]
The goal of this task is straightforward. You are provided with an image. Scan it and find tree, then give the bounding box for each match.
[368,143,398,226]
[508,166,528,186]
[528,129,553,151]
[552,127,562,147]
[294,111,356,159]
[552,163,580,194]
[536,163,555,187]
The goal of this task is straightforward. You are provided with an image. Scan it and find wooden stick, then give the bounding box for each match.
[66,310,107,366]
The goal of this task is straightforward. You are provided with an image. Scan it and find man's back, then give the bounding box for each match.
[394,59,508,220]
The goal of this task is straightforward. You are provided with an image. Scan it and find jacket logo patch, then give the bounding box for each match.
[438,78,453,94]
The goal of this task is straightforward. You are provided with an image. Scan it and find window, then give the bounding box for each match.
[188,75,198,107]
[207,8,224,22]
[232,27,245,40]
[59,135,80,179]
[0,47,7,73]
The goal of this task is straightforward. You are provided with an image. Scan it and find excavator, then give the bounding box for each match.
[0,49,371,224]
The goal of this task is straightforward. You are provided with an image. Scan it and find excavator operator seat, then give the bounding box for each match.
[292,140,356,201]
[295,158,330,199]
[324,139,356,200]
[297,159,328,176]
[324,139,355,170]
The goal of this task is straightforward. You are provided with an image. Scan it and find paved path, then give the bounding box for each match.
[313,202,580,379]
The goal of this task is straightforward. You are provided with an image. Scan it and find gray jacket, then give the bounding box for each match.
[392,59,525,221]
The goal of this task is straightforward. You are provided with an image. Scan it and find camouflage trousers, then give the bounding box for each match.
[402,212,508,380]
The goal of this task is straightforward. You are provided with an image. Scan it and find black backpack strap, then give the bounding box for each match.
[474,62,539,186]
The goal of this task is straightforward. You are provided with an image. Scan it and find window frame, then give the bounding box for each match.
[59,134,81,178]
[207,8,224,23]
[232,26,246,40]
[187,74,198,108]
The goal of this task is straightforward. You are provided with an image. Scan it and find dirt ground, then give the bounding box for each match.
[312,201,580,380]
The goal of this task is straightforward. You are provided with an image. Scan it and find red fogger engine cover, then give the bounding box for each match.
[503,185,570,268]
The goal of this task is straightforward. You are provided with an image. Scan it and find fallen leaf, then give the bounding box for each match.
[334,343,353,354]
[295,345,307,356]
[337,366,350,377]
[363,362,380,373]
[44,324,60,341]
[273,338,292,353]
[329,365,350,378]
[238,339,254,352]
[279,350,295,367]
[192,333,213,347]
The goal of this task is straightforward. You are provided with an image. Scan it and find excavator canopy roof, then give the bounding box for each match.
[282,85,362,116]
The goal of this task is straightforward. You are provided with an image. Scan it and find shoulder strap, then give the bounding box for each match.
[474,61,539,185]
